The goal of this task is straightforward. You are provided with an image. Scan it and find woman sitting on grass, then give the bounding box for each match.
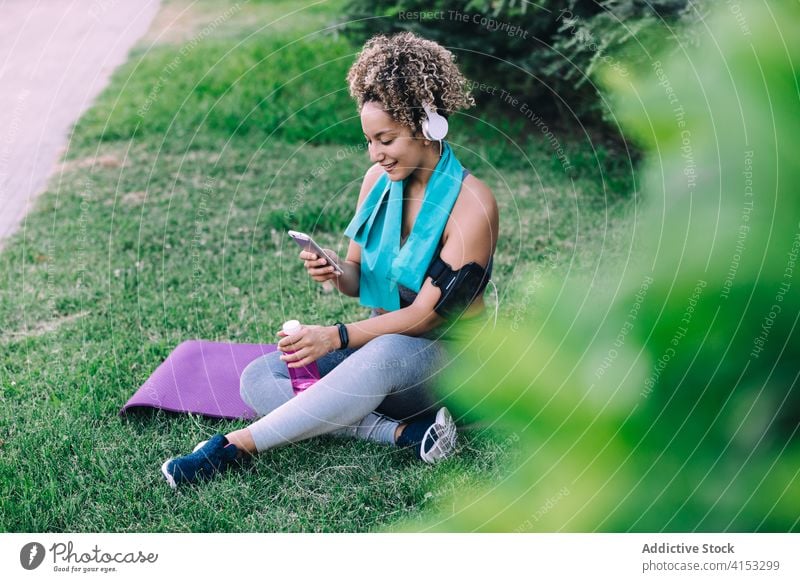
[161,31,499,487]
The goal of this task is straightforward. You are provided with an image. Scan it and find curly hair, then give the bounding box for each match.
[347,31,475,134]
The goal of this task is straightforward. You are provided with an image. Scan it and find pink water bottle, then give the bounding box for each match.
[282,320,320,394]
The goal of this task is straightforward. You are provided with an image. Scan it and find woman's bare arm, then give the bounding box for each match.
[300,163,383,296]
[281,175,498,367]
[344,175,499,348]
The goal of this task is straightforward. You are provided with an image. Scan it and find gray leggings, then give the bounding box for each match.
[239,333,450,452]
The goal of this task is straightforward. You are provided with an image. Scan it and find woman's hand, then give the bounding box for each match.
[300,249,341,283]
[277,324,340,368]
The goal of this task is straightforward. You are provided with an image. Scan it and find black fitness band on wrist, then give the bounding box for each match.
[334,321,349,349]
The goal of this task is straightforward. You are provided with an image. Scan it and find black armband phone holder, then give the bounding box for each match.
[427,256,491,319]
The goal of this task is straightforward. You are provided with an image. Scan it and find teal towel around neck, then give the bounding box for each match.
[344,142,464,311]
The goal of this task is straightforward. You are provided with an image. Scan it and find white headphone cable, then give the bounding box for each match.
[488,279,499,330]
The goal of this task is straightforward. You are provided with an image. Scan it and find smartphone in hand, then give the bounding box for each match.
[288,230,344,276]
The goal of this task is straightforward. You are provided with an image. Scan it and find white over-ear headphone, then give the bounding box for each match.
[421,102,448,141]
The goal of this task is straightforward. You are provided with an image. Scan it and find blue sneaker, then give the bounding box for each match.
[161,434,240,489]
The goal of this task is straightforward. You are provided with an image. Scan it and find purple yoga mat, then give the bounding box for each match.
[120,340,277,420]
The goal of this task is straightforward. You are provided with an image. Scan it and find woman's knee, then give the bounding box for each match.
[239,351,292,415]
[356,334,437,379]
[362,333,410,353]
[363,333,431,360]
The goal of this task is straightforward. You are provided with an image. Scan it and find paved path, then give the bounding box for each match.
[0,0,161,247]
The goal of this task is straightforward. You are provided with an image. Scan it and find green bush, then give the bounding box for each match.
[411,0,800,531]
[341,0,698,125]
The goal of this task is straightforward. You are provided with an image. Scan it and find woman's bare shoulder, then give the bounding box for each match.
[356,163,385,205]
[443,173,499,264]
[455,174,498,227]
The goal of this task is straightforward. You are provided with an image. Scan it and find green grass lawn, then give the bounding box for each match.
[0,0,637,532]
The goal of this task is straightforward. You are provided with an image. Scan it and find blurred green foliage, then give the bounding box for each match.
[414,1,800,531]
